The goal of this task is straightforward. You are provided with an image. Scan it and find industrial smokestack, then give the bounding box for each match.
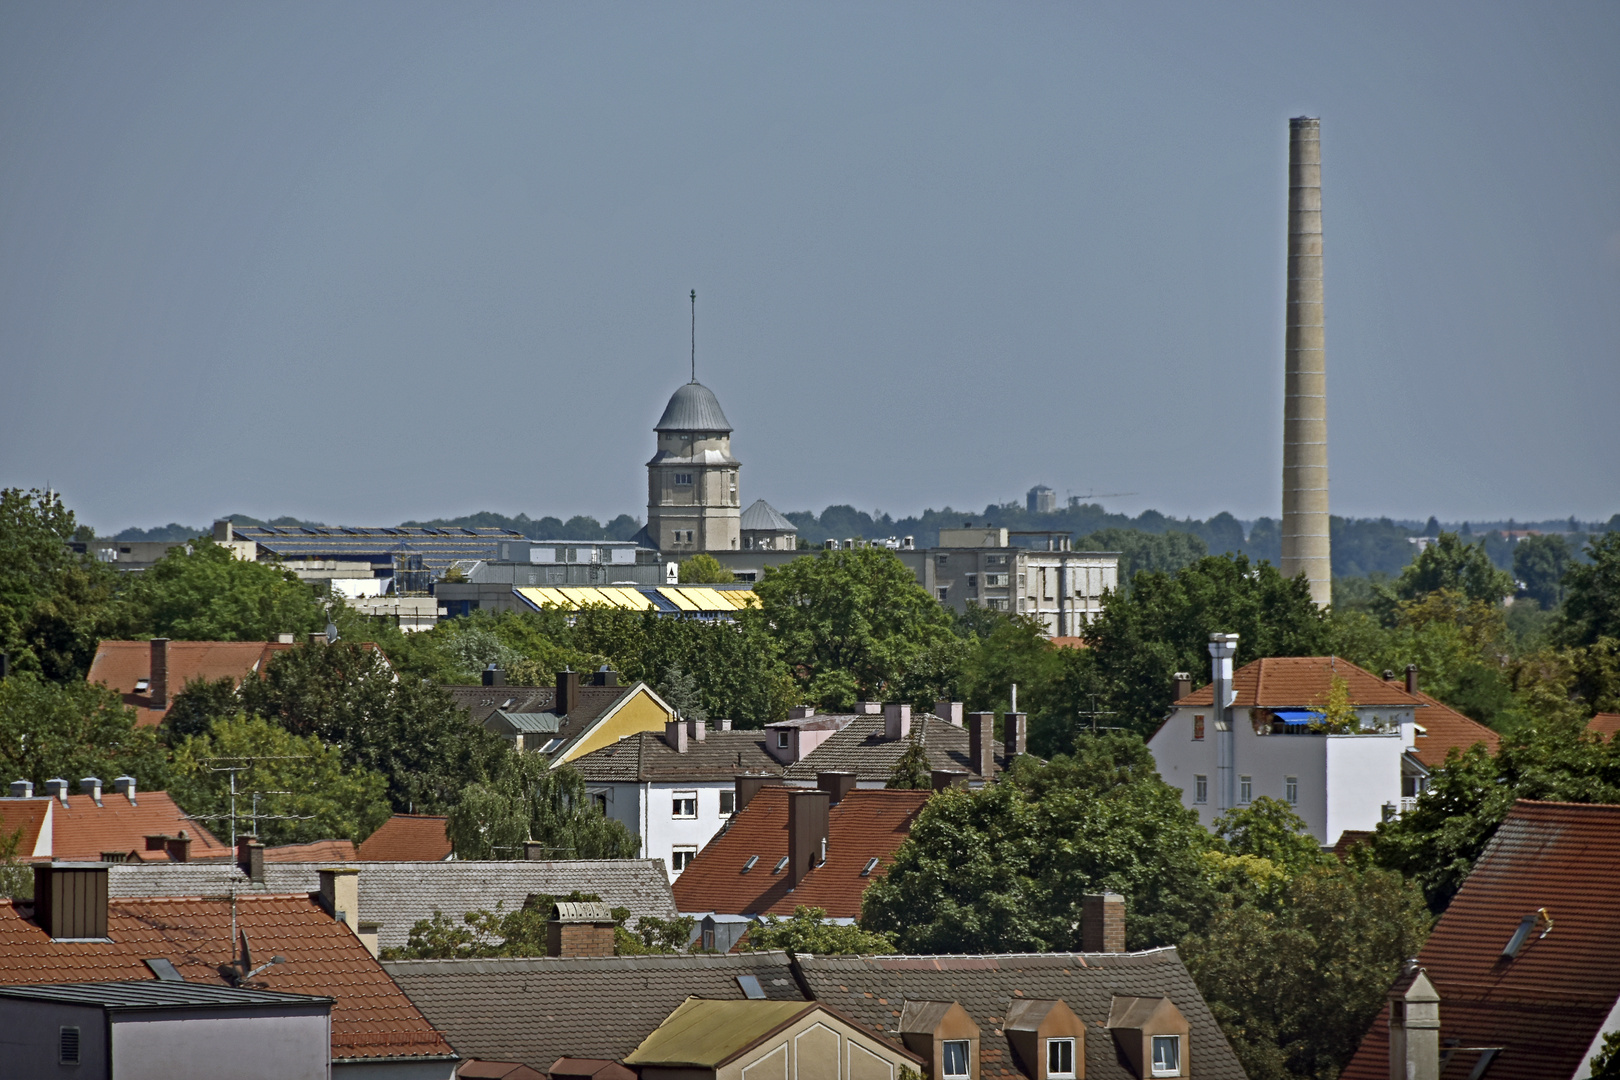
[1282,117,1332,608]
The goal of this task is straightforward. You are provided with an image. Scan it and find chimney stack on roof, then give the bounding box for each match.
[789,705,816,719]
[167,830,192,862]
[556,669,580,717]
[45,779,69,806]
[734,774,780,813]
[592,666,620,687]
[1003,713,1027,761]
[149,637,169,710]
[787,789,830,889]
[237,835,265,883]
[968,713,995,777]
[308,632,328,646]
[931,769,968,792]
[10,780,33,798]
[716,717,732,731]
[113,776,136,805]
[687,717,707,742]
[1173,672,1192,701]
[1082,892,1126,953]
[1209,633,1239,811]
[884,703,911,742]
[213,519,234,543]
[855,701,881,715]
[33,864,109,940]
[1280,116,1332,608]
[1406,664,1420,697]
[664,720,689,754]
[1387,968,1441,1080]
[317,867,359,931]
[935,701,964,726]
[79,777,102,807]
[546,901,617,958]
[482,664,505,688]
[817,772,857,806]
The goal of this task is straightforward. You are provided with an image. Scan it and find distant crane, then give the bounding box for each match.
[1067,489,1138,505]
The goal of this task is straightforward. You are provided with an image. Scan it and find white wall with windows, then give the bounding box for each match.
[586,780,737,878]
[1148,705,1405,846]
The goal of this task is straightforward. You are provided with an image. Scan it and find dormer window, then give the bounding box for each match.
[1151,1036,1181,1076]
[1046,1038,1076,1079]
[942,1040,971,1079]
[776,731,790,749]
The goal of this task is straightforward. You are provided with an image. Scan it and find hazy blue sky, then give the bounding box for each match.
[2,3,1616,535]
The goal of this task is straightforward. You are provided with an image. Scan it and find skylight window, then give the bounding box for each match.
[1502,908,1553,959]
[861,857,880,876]
[736,974,766,999]
[742,855,759,873]
[773,856,789,874]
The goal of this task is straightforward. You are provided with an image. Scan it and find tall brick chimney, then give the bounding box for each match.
[1082,892,1126,953]
[1405,664,1419,696]
[556,668,580,717]
[1003,712,1026,761]
[968,712,995,776]
[787,789,830,888]
[149,637,170,710]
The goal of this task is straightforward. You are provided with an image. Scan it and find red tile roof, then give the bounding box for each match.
[1174,656,1426,710]
[263,839,359,862]
[88,640,385,726]
[671,788,930,919]
[1589,713,1620,740]
[0,801,50,858]
[357,815,453,862]
[0,792,229,862]
[1408,691,1500,768]
[1340,801,1620,1080]
[0,892,453,1063]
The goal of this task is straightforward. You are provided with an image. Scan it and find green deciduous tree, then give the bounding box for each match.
[1391,533,1513,609]
[385,891,689,959]
[886,736,933,790]
[443,755,638,860]
[1213,798,1329,875]
[1560,533,1620,648]
[677,554,734,584]
[242,642,509,814]
[862,736,1216,952]
[1082,554,1330,735]
[168,715,392,845]
[745,906,897,955]
[1513,534,1573,610]
[125,539,326,641]
[754,549,959,702]
[0,488,123,682]
[0,672,169,790]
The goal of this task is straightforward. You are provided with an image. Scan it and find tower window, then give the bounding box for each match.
[674,473,693,486]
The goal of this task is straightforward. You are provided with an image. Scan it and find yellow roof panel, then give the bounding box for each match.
[570,587,617,607]
[657,587,702,612]
[600,587,657,610]
[516,586,575,610]
[678,587,729,610]
[718,589,758,609]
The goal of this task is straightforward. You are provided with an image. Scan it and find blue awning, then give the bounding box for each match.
[1272,709,1324,724]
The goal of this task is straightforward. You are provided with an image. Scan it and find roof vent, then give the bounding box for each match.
[861,857,880,877]
[1502,908,1552,959]
[10,780,32,798]
[772,856,789,874]
[742,855,759,874]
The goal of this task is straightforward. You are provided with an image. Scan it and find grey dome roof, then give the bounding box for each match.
[741,499,796,532]
[654,382,732,433]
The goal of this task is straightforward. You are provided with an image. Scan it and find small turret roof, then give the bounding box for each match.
[655,382,732,434]
[740,499,795,533]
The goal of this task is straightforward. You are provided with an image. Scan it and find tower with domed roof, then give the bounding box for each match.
[645,381,741,553]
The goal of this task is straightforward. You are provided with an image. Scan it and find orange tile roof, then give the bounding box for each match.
[88,640,386,726]
[671,788,930,919]
[1340,801,1620,1080]
[1408,691,1500,767]
[1,791,229,862]
[1047,637,1088,650]
[263,839,359,862]
[0,892,453,1063]
[0,801,50,859]
[1589,713,1620,740]
[357,815,453,862]
[1174,656,1427,710]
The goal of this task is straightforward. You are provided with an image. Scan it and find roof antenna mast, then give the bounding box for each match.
[690,289,697,383]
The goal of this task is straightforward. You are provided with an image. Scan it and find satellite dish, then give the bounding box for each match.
[325,621,339,643]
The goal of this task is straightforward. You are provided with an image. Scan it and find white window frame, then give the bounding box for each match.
[1151,1034,1181,1076]
[937,588,950,601]
[941,1039,972,1080]
[671,845,698,871]
[1194,775,1207,804]
[1046,1037,1075,1079]
[672,791,698,819]
[674,473,694,486]
[1286,775,1299,804]
[1239,775,1253,804]
[776,730,790,749]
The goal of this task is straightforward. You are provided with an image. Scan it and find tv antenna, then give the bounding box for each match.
[690,289,697,383]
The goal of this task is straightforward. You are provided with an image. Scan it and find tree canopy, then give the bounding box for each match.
[0,487,121,681]
[124,539,326,642]
[443,754,638,860]
[0,672,169,790]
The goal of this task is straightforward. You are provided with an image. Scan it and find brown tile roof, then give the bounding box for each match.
[458,1062,548,1080]
[263,839,360,862]
[671,787,930,918]
[1589,713,1620,740]
[571,730,785,783]
[357,815,453,861]
[0,792,229,862]
[0,892,454,1063]
[1408,691,1500,767]
[1175,656,1427,710]
[783,716,1007,783]
[87,640,386,726]
[384,952,807,1071]
[1340,800,1620,1080]
[795,950,1247,1080]
[0,800,50,858]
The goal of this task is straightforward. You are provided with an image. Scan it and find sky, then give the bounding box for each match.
[2,3,1616,536]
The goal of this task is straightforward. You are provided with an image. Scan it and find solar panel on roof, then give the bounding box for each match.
[658,588,702,612]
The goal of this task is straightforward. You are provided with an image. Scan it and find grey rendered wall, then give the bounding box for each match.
[0,999,106,1078]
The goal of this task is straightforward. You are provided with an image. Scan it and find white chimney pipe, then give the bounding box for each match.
[1209,633,1240,811]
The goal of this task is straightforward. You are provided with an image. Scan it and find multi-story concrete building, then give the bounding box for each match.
[644,382,741,554]
[910,528,1118,637]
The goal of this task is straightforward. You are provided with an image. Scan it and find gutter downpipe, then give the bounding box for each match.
[1210,633,1240,813]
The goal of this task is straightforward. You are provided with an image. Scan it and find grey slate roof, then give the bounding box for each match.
[654,382,732,433]
[384,951,805,1069]
[0,981,333,1010]
[108,860,677,950]
[784,715,1009,783]
[571,729,785,783]
[740,499,796,533]
[795,951,1246,1080]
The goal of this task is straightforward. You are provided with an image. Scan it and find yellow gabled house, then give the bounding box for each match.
[442,667,677,766]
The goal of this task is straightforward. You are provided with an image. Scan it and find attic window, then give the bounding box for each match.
[772,856,789,874]
[1150,1035,1181,1076]
[861,857,880,877]
[1047,1038,1075,1079]
[737,974,766,999]
[1502,909,1553,959]
[942,1040,971,1080]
